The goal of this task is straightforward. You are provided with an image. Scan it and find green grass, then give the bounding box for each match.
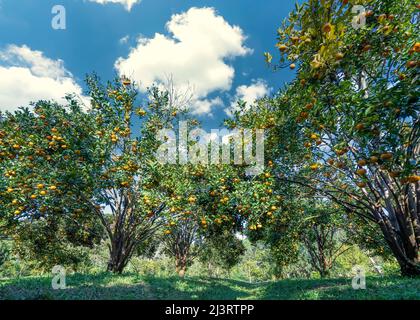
[0,273,419,300]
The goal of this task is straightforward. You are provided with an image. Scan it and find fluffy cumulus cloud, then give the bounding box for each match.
[87,0,141,11]
[225,79,271,117]
[0,45,87,112]
[192,97,224,116]
[115,7,251,115]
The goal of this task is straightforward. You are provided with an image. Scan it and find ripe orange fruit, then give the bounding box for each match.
[290,63,296,70]
[407,175,420,183]
[136,108,147,117]
[357,159,367,166]
[362,44,372,52]
[300,111,309,119]
[370,156,379,163]
[380,153,393,161]
[407,61,418,68]
[277,44,288,52]
[335,52,344,60]
[355,123,365,131]
[389,171,400,178]
[356,169,367,176]
[310,164,320,171]
[305,103,314,110]
[336,162,345,169]
[364,10,374,17]
[323,23,332,33]
[378,14,387,22]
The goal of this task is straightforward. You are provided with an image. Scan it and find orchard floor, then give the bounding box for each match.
[0,273,419,300]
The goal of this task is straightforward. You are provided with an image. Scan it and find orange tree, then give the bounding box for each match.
[157,126,285,276]
[261,0,419,276]
[299,200,351,278]
[158,164,212,277]
[231,93,393,276]
[198,228,245,276]
[0,98,103,269]
[0,75,194,273]
[159,160,275,276]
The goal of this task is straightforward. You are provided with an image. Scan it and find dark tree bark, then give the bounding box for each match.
[302,223,349,278]
[82,188,166,274]
[165,217,200,277]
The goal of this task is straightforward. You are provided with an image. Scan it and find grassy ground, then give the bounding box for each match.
[0,273,419,300]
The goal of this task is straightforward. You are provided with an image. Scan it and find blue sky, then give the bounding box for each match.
[0,0,296,128]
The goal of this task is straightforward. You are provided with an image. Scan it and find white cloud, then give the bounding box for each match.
[119,35,130,45]
[225,79,271,117]
[0,45,87,112]
[191,97,224,116]
[87,0,141,11]
[115,7,251,115]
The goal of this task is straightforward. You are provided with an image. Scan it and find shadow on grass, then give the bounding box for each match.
[141,276,259,300]
[259,276,420,300]
[1,274,418,300]
[0,273,258,300]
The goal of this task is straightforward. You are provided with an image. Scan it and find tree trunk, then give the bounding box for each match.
[107,235,134,274]
[375,206,420,277]
[175,255,188,277]
[380,225,420,277]
[319,268,330,278]
[388,239,419,277]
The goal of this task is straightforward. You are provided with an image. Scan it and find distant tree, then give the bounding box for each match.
[299,201,351,278]
[199,229,245,276]
[163,215,201,277]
